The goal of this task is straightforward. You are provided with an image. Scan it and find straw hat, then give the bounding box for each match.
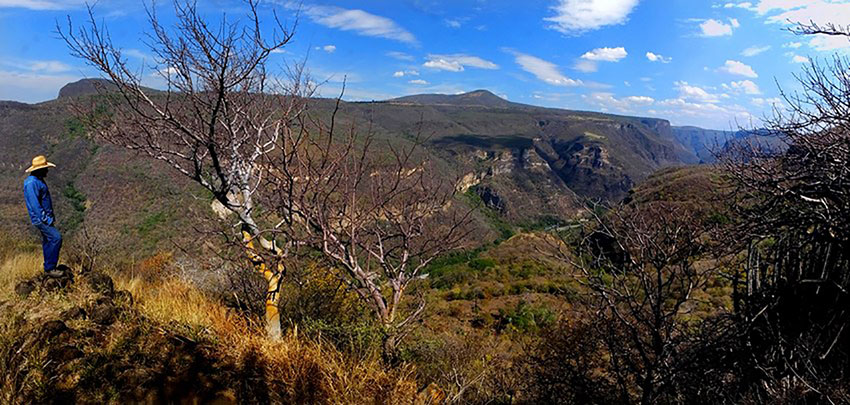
[25,155,56,173]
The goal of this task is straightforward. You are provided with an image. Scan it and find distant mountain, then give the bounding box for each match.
[57,78,159,99]
[672,126,737,163]
[672,126,784,163]
[388,90,516,109]
[0,82,707,250]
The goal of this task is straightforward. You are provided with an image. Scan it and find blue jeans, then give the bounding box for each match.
[34,222,62,271]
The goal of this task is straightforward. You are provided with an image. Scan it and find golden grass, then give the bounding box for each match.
[0,245,419,403]
[0,251,42,301]
[114,275,418,403]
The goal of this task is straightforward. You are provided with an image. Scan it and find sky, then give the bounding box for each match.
[1,0,850,129]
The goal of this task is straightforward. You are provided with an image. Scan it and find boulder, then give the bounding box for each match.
[83,272,114,295]
[49,344,84,362]
[89,303,118,325]
[60,306,87,321]
[37,320,70,341]
[15,280,36,297]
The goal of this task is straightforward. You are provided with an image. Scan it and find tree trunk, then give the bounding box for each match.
[382,330,401,365]
[243,230,283,339]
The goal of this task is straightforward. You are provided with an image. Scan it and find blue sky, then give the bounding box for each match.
[2,0,850,129]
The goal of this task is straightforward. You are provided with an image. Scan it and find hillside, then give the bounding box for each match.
[0,82,702,248]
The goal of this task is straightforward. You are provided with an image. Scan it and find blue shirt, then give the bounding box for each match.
[23,175,54,226]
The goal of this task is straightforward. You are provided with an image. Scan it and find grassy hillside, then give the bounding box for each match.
[0,236,417,404]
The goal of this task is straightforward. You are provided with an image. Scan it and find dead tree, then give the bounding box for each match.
[554,202,721,404]
[58,0,308,338]
[720,28,850,401]
[260,108,473,361]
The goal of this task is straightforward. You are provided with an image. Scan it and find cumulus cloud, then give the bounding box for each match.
[508,50,582,87]
[657,97,755,128]
[423,54,499,72]
[675,81,721,103]
[575,47,627,72]
[581,47,628,62]
[408,79,429,85]
[809,35,850,51]
[297,4,417,44]
[758,0,850,26]
[719,60,758,78]
[584,92,654,113]
[751,97,783,107]
[783,41,803,49]
[791,54,810,63]
[741,45,770,57]
[321,45,336,53]
[737,1,850,50]
[393,70,419,78]
[700,19,736,36]
[724,79,761,94]
[646,52,672,63]
[544,0,640,34]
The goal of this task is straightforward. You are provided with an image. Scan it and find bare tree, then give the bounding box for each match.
[719,25,850,402]
[552,202,722,404]
[260,109,474,360]
[59,0,309,337]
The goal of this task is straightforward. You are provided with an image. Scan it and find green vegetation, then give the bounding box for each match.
[61,182,87,233]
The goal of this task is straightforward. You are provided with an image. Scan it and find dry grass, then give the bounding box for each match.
[0,252,42,301]
[0,244,419,403]
[113,272,419,404]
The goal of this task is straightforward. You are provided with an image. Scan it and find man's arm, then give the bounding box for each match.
[23,180,45,225]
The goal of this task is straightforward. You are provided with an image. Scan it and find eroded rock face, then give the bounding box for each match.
[533,136,633,201]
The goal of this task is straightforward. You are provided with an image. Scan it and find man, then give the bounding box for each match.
[23,155,64,277]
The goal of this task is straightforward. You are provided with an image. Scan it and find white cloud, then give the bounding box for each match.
[741,45,770,57]
[444,18,464,28]
[724,79,762,94]
[573,60,598,73]
[724,2,756,10]
[729,18,740,28]
[581,47,628,62]
[752,97,783,107]
[423,54,499,72]
[508,50,582,87]
[791,54,809,63]
[321,45,336,53]
[0,0,82,10]
[408,79,429,85]
[387,51,414,61]
[784,41,803,49]
[719,60,758,78]
[758,0,850,26]
[741,1,850,50]
[0,70,80,103]
[675,81,721,103]
[544,0,640,34]
[583,92,654,113]
[809,35,850,51]
[645,52,672,63]
[575,47,627,72]
[298,5,416,44]
[700,19,735,36]
[26,60,72,73]
[657,97,755,128]
[393,70,419,78]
